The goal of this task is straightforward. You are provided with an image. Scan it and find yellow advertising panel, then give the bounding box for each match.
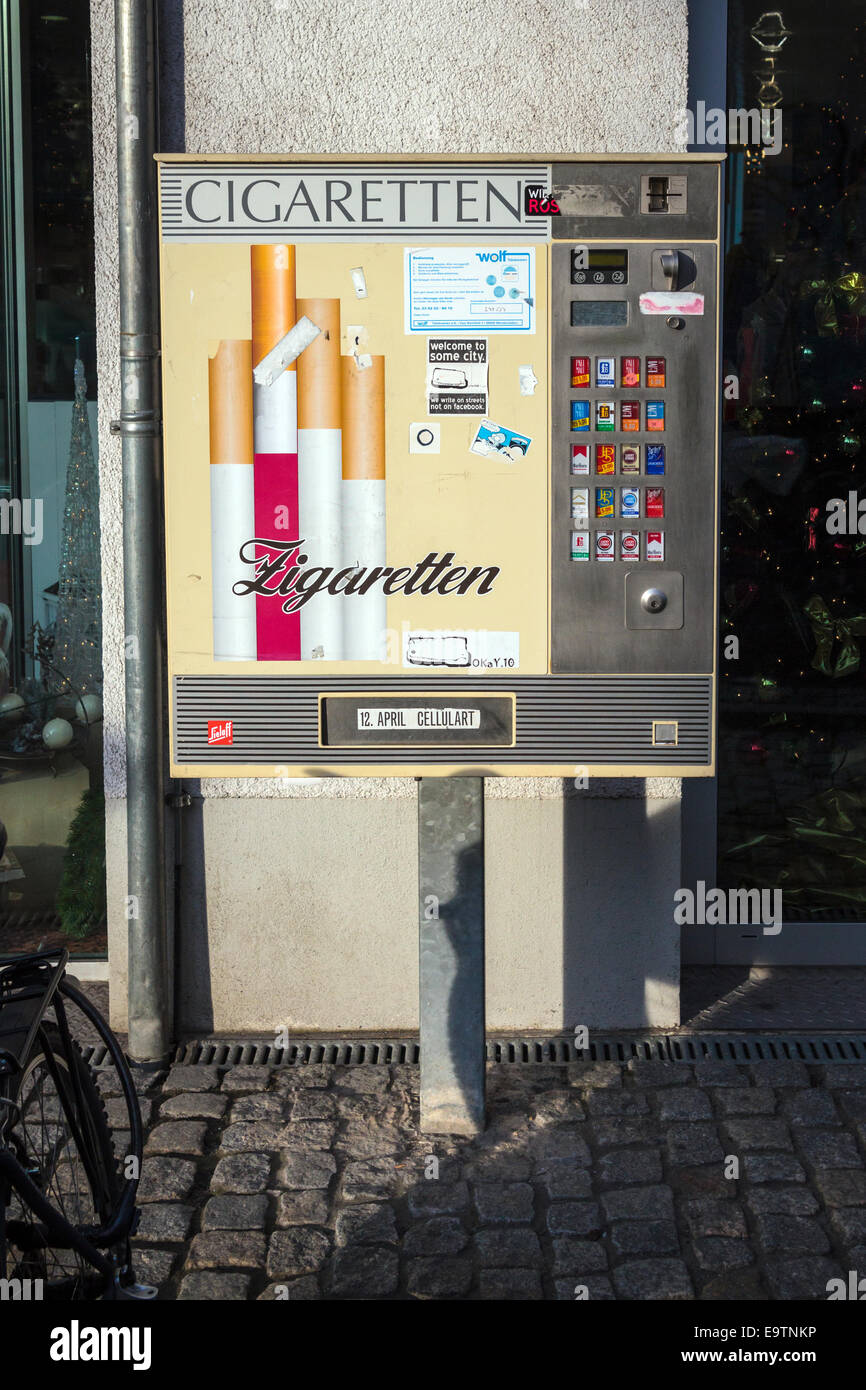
[158,155,722,777]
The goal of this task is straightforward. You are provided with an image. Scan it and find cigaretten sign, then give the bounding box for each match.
[160,162,552,241]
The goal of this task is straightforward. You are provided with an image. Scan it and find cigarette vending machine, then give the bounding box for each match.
[158,155,723,778]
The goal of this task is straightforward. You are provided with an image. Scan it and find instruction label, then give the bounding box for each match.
[405,248,535,333]
[426,337,488,415]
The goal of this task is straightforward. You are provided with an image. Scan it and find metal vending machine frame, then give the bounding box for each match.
[157,154,724,1129]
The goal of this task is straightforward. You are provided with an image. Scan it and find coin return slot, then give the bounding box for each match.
[652,720,679,747]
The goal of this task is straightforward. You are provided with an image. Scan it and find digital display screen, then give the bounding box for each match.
[571,300,629,327]
[571,247,628,285]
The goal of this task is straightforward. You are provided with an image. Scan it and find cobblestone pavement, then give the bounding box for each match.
[93,1057,866,1301]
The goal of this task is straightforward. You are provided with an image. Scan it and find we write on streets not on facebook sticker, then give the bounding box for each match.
[426,337,488,415]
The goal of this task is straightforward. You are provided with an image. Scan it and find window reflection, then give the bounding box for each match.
[720,3,866,916]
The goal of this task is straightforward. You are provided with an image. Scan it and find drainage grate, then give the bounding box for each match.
[173,1039,421,1067]
[164,1032,866,1068]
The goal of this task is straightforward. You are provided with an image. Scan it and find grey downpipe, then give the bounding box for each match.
[112,0,169,1061]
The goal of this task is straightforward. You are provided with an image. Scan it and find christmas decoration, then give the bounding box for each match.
[74,693,103,724]
[42,717,74,750]
[0,693,25,724]
[803,596,866,678]
[52,355,102,695]
[839,430,861,456]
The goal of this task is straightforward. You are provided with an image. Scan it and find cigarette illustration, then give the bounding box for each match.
[251,244,300,660]
[341,353,386,661]
[208,340,256,661]
[297,298,343,659]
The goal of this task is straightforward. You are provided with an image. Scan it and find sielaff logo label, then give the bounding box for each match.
[49,1321,152,1370]
[207,720,233,746]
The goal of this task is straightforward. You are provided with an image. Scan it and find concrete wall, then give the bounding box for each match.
[91,0,689,1035]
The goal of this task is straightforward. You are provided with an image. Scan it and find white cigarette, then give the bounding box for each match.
[209,340,256,661]
[341,482,387,661]
[297,297,343,660]
[341,354,386,662]
[253,315,322,387]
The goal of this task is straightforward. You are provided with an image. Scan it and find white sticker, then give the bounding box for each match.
[639,292,705,316]
[469,417,531,461]
[252,316,321,385]
[409,422,441,454]
[405,248,535,333]
[357,706,481,731]
[350,267,368,298]
[518,364,538,396]
[426,337,488,415]
[403,630,519,671]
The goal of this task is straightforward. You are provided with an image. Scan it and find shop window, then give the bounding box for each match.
[0,0,104,957]
[720,3,866,919]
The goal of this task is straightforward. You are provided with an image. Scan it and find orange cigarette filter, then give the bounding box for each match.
[340,355,385,480]
[208,340,253,465]
[297,298,342,430]
[250,244,297,368]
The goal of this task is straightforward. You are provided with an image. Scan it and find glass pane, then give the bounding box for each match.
[23,0,96,399]
[0,0,103,957]
[720,3,866,918]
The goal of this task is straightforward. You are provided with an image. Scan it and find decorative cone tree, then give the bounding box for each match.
[53,356,102,695]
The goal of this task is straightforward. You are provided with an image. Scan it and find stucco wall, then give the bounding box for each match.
[91,0,690,1033]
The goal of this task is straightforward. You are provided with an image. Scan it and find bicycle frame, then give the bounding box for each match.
[0,951,145,1294]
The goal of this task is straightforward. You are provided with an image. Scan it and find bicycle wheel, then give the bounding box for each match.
[4,1023,122,1299]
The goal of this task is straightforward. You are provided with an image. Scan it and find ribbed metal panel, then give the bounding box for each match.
[159,1032,866,1068]
[173,674,712,766]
